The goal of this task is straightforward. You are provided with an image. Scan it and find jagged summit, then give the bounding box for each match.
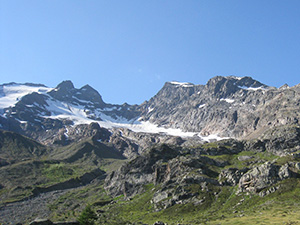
[205,75,269,98]
[55,80,75,90]
[165,76,269,92]
[49,81,106,108]
[207,75,268,89]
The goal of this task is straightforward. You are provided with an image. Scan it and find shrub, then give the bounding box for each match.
[77,205,97,225]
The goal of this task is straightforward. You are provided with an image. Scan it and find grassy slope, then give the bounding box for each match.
[0,133,126,204]
[45,146,300,225]
[91,177,300,225]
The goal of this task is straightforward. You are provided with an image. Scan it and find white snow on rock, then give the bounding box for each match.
[148,107,154,113]
[220,98,235,103]
[0,84,53,110]
[238,85,267,91]
[169,81,194,88]
[42,98,227,140]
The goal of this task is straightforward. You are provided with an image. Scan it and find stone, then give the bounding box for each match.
[219,168,248,186]
[29,219,53,225]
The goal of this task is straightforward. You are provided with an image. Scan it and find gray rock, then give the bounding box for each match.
[29,219,53,225]
[238,155,254,161]
[239,162,280,193]
[152,191,169,204]
[219,168,248,186]
[239,162,298,194]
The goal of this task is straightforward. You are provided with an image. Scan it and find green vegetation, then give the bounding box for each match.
[3,128,300,224]
[82,178,300,225]
[0,134,126,206]
[77,205,97,225]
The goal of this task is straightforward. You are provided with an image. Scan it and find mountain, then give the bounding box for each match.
[2,76,300,145]
[139,76,300,138]
[0,81,140,144]
[1,76,300,224]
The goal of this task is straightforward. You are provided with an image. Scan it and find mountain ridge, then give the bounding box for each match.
[1,75,299,144]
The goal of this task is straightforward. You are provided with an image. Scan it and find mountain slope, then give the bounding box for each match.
[0,129,49,165]
[140,76,300,138]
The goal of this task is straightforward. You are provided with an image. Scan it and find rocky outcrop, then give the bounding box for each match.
[104,144,180,197]
[258,125,300,156]
[219,168,249,186]
[104,144,224,211]
[238,162,299,194]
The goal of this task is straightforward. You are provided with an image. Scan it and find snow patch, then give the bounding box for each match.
[102,107,118,111]
[169,81,194,88]
[199,104,206,108]
[72,96,93,105]
[238,86,267,91]
[229,76,243,80]
[220,98,235,103]
[199,134,228,142]
[148,107,154,113]
[0,84,53,110]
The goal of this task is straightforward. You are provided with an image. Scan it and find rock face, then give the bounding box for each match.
[238,162,299,194]
[219,168,249,186]
[140,76,300,138]
[104,144,231,210]
[104,144,180,197]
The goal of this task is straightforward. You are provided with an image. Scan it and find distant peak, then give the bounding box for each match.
[56,80,74,90]
[279,83,289,90]
[1,82,47,88]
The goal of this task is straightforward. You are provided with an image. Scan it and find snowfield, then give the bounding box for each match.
[0,84,53,110]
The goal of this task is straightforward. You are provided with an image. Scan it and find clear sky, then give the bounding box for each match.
[1,0,300,104]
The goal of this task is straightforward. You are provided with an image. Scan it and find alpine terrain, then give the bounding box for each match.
[1,76,300,225]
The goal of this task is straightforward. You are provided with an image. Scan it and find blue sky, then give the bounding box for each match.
[1,0,300,104]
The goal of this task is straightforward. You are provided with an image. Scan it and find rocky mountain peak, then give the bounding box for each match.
[55,80,75,90]
[78,84,105,107]
[48,81,106,108]
[49,80,75,101]
[205,76,269,98]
